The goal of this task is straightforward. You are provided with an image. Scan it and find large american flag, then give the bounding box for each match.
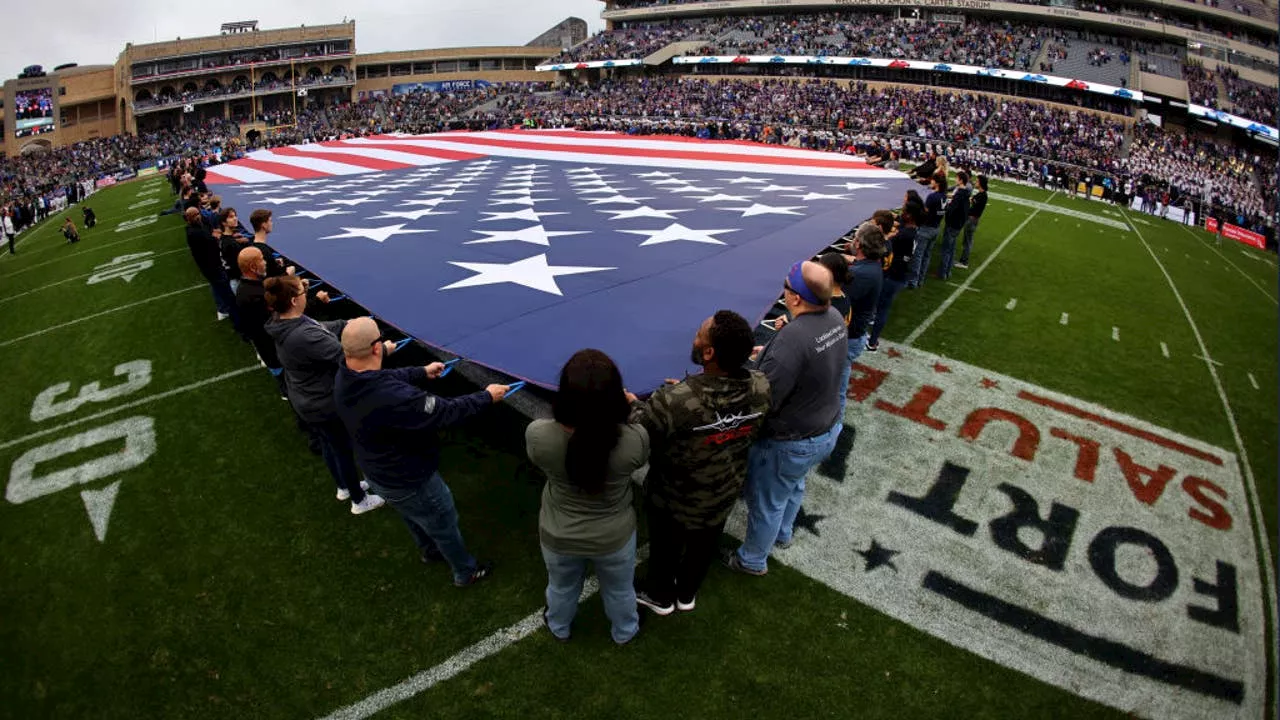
[211,130,914,391]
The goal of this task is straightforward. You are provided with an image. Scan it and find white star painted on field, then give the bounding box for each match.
[784,192,851,201]
[320,224,432,243]
[620,223,737,247]
[257,196,306,205]
[599,206,691,221]
[585,194,655,206]
[757,184,803,193]
[442,254,614,296]
[326,198,382,206]
[368,208,458,221]
[398,197,462,208]
[720,203,806,217]
[480,209,568,223]
[827,182,888,191]
[466,225,589,246]
[698,193,753,204]
[283,208,354,220]
[720,176,768,184]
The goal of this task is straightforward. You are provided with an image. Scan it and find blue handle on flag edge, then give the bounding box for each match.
[328,295,347,303]
[505,381,527,398]
[394,338,413,351]
[308,280,326,290]
[439,358,462,377]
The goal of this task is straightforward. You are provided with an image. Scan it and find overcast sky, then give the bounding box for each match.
[1,1,605,78]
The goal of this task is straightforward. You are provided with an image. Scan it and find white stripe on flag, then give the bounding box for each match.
[246,150,377,176]
[208,164,294,184]
[290,143,457,167]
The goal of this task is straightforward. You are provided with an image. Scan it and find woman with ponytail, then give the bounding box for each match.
[526,349,649,644]
[263,275,385,515]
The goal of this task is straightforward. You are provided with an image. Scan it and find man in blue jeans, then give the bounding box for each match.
[334,317,510,587]
[725,260,845,575]
[936,171,971,281]
[909,172,946,288]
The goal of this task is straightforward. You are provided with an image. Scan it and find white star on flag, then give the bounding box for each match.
[481,209,568,223]
[784,192,851,201]
[668,185,721,194]
[419,188,472,197]
[634,171,672,179]
[284,208,354,219]
[620,223,737,247]
[497,180,551,188]
[257,196,306,205]
[649,178,690,186]
[489,196,553,207]
[465,225,589,246]
[720,176,768,184]
[326,198,382,206]
[320,224,433,243]
[585,194,655,206]
[720,203,806,217]
[567,167,605,174]
[827,182,888,191]
[353,189,393,197]
[757,184,804,193]
[296,189,337,196]
[398,197,462,208]
[698,193,753,203]
[442,253,614,296]
[599,206,691,221]
[491,188,550,197]
[369,208,458,221]
[578,186,634,195]
[569,179,612,188]
[511,164,543,170]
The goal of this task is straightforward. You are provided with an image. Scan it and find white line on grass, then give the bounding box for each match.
[1160,342,1170,358]
[0,227,174,279]
[319,544,651,720]
[1111,326,1120,342]
[1120,208,1278,707]
[1193,353,1225,367]
[0,283,203,349]
[1175,223,1278,307]
[0,248,188,306]
[1005,297,1018,310]
[1248,372,1260,390]
[0,365,260,452]
[1060,312,1069,326]
[903,192,1056,346]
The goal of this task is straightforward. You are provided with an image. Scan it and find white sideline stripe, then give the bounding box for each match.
[1059,312,1069,326]
[1005,297,1017,310]
[0,283,203,348]
[319,543,650,720]
[1111,326,1120,342]
[1160,341,1170,358]
[903,192,1054,346]
[0,227,173,279]
[1120,208,1279,713]
[1248,372,1260,390]
[0,365,260,452]
[0,248,187,306]
[1175,223,1278,307]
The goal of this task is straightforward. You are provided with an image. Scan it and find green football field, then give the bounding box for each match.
[0,174,1274,719]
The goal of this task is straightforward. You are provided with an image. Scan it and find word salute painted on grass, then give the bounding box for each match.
[724,344,1267,720]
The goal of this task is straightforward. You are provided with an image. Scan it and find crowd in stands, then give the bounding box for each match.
[979,102,1127,172]
[1220,67,1278,125]
[135,73,353,111]
[1184,61,1221,108]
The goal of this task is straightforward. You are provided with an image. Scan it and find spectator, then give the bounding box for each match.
[937,170,972,280]
[957,175,988,268]
[526,349,648,643]
[869,201,921,352]
[911,172,947,288]
[725,260,845,576]
[184,206,238,324]
[333,317,507,586]
[629,311,770,616]
[235,246,293,400]
[61,217,80,244]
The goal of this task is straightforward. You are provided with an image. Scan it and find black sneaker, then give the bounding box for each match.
[635,590,674,616]
[720,548,767,576]
[420,549,446,565]
[454,561,494,587]
[866,342,879,353]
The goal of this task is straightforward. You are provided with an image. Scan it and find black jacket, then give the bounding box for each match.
[185,225,225,284]
[235,278,280,368]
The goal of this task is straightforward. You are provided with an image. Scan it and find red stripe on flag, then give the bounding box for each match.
[270,145,414,171]
[203,170,241,185]
[231,158,330,180]
[1016,390,1224,466]
[422,133,879,170]
[353,139,486,161]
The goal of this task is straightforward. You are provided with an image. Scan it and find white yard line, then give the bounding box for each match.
[1111,326,1120,342]
[1005,298,1018,310]
[0,227,173,280]
[1160,342,1170,358]
[1175,223,1278,307]
[0,283,204,349]
[0,248,187,306]
[319,544,650,720]
[1120,208,1278,707]
[1248,372,1260,390]
[903,192,1055,346]
[0,365,260,452]
[1059,312,1069,326]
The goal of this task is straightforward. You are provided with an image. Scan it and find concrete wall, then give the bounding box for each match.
[121,23,356,63]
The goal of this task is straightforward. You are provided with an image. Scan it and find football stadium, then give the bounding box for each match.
[0,2,1276,718]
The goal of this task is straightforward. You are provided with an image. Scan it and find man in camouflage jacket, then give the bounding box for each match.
[629,310,771,615]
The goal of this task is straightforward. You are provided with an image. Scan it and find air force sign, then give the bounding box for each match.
[726,344,1271,719]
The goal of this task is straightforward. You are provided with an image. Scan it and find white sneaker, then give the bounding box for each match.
[676,596,696,612]
[351,494,385,515]
[336,488,351,502]
[216,311,230,321]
